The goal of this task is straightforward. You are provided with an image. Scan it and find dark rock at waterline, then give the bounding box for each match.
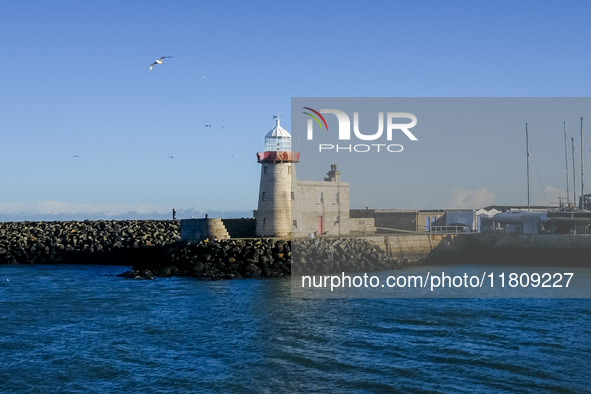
[291,237,401,274]
[131,238,292,279]
[117,269,155,280]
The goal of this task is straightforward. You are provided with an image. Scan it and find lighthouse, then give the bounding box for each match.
[254,115,300,237]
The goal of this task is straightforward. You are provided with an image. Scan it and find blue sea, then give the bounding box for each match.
[0,264,590,393]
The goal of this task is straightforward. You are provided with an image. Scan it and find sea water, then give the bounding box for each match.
[0,264,589,392]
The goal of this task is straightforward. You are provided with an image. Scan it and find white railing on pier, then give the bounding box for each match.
[427,226,471,234]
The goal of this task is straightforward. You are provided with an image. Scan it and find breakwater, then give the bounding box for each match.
[0,220,401,279]
[124,238,292,279]
[123,237,403,279]
[0,220,180,265]
[2,220,591,278]
[292,237,400,274]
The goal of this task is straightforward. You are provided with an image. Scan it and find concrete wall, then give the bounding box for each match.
[359,234,468,264]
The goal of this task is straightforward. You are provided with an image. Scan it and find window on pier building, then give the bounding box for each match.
[334,215,340,224]
[292,220,297,228]
[334,192,339,203]
[291,192,295,201]
[261,192,267,201]
[288,165,292,175]
[318,192,324,204]
[263,166,268,174]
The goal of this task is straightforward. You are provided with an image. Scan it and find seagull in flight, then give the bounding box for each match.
[73,155,80,158]
[149,56,173,72]
[201,75,208,79]
[168,156,174,159]
[205,124,211,128]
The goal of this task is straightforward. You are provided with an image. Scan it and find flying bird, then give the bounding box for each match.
[73,155,80,158]
[201,75,208,79]
[149,56,173,72]
[205,124,211,128]
[168,156,174,159]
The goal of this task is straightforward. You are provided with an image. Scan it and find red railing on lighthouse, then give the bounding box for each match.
[257,151,300,162]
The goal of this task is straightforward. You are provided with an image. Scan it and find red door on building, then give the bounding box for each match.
[318,216,323,234]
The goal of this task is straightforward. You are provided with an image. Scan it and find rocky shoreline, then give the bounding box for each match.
[0,220,408,279]
[122,238,292,279]
[0,220,420,280]
[119,237,403,280]
[292,237,402,274]
[3,220,589,279]
[0,220,180,265]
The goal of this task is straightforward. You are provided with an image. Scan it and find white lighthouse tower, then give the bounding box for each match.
[254,115,300,237]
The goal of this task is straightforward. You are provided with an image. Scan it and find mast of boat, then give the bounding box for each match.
[564,121,570,206]
[526,123,530,210]
[572,137,577,208]
[581,117,585,209]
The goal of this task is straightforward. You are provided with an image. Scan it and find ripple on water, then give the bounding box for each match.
[0,265,589,392]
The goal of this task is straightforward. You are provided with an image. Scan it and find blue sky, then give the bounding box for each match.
[2,1,591,220]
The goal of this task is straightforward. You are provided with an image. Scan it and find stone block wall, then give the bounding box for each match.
[222,218,256,238]
[255,162,293,237]
[180,218,230,241]
[292,180,350,237]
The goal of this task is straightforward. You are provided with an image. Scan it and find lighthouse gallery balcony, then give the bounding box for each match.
[256,151,300,163]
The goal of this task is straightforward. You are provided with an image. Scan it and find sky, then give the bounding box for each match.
[2,0,591,221]
[293,97,591,210]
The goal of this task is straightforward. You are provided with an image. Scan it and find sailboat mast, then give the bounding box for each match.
[572,137,577,207]
[526,123,530,210]
[581,116,585,209]
[564,121,570,206]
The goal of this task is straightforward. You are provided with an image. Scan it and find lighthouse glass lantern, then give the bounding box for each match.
[264,117,291,152]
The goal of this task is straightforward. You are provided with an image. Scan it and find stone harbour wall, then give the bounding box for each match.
[359,234,469,265]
